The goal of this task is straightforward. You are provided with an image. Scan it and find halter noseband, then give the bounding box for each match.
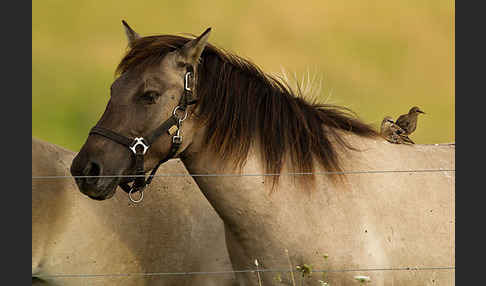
[89,66,197,203]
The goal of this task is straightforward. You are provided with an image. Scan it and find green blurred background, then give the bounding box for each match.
[32,0,454,151]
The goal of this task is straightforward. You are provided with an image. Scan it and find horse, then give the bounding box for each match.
[70,22,455,286]
[32,137,236,285]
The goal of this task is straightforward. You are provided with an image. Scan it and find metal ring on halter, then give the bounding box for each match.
[128,187,144,203]
[173,106,188,122]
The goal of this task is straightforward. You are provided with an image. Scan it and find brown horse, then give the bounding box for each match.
[33,137,236,285]
[70,22,455,285]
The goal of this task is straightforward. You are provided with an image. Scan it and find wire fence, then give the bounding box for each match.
[32,157,455,281]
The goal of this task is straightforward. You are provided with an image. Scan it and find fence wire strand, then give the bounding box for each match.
[32,168,455,180]
[33,266,455,279]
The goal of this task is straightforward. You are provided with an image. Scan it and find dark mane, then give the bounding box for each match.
[117,35,379,188]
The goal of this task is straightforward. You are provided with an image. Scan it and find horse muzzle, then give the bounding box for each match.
[70,156,119,200]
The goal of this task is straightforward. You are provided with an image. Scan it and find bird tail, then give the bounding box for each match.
[400,135,415,144]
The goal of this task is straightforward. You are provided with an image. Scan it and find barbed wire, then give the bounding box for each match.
[32,168,455,180]
[32,266,455,279]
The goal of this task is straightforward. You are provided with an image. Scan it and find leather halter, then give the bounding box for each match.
[89,66,197,202]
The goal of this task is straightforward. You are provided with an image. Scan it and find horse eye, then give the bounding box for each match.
[140,91,160,104]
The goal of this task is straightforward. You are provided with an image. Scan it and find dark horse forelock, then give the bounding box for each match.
[116,34,378,189]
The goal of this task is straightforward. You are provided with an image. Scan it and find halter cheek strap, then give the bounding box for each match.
[88,67,196,202]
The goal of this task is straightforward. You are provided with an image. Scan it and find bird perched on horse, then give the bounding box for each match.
[380,116,414,144]
[395,106,425,136]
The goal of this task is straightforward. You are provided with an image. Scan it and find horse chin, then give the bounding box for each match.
[87,189,116,201]
[77,178,118,201]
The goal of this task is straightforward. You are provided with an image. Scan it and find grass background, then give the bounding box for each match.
[32,0,454,151]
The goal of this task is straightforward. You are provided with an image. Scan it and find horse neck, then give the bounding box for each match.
[180,130,348,285]
[179,124,338,237]
[180,140,270,226]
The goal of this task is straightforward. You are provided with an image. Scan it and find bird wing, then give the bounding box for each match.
[390,123,406,134]
[395,115,410,131]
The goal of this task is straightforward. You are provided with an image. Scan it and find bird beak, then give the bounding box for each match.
[418,110,425,114]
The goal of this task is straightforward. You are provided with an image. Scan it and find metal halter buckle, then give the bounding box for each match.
[129,137,149,155]
[173,135,183,144]
[172,128,182,144]
[184,72,192,91]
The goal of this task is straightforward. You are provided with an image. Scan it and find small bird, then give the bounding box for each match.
[395,106,425,135]
[380,116,414,144]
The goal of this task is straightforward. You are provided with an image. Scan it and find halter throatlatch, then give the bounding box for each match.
[89,67,196,203]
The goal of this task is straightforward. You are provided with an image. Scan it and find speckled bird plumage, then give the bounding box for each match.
[380,116,414,144]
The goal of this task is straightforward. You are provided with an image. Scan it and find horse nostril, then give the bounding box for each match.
[84,161,101,184]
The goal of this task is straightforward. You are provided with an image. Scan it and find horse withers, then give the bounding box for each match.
[33,137,235,285]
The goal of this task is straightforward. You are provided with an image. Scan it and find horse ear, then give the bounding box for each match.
[122,20,140,47]
[180,27,211,63]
